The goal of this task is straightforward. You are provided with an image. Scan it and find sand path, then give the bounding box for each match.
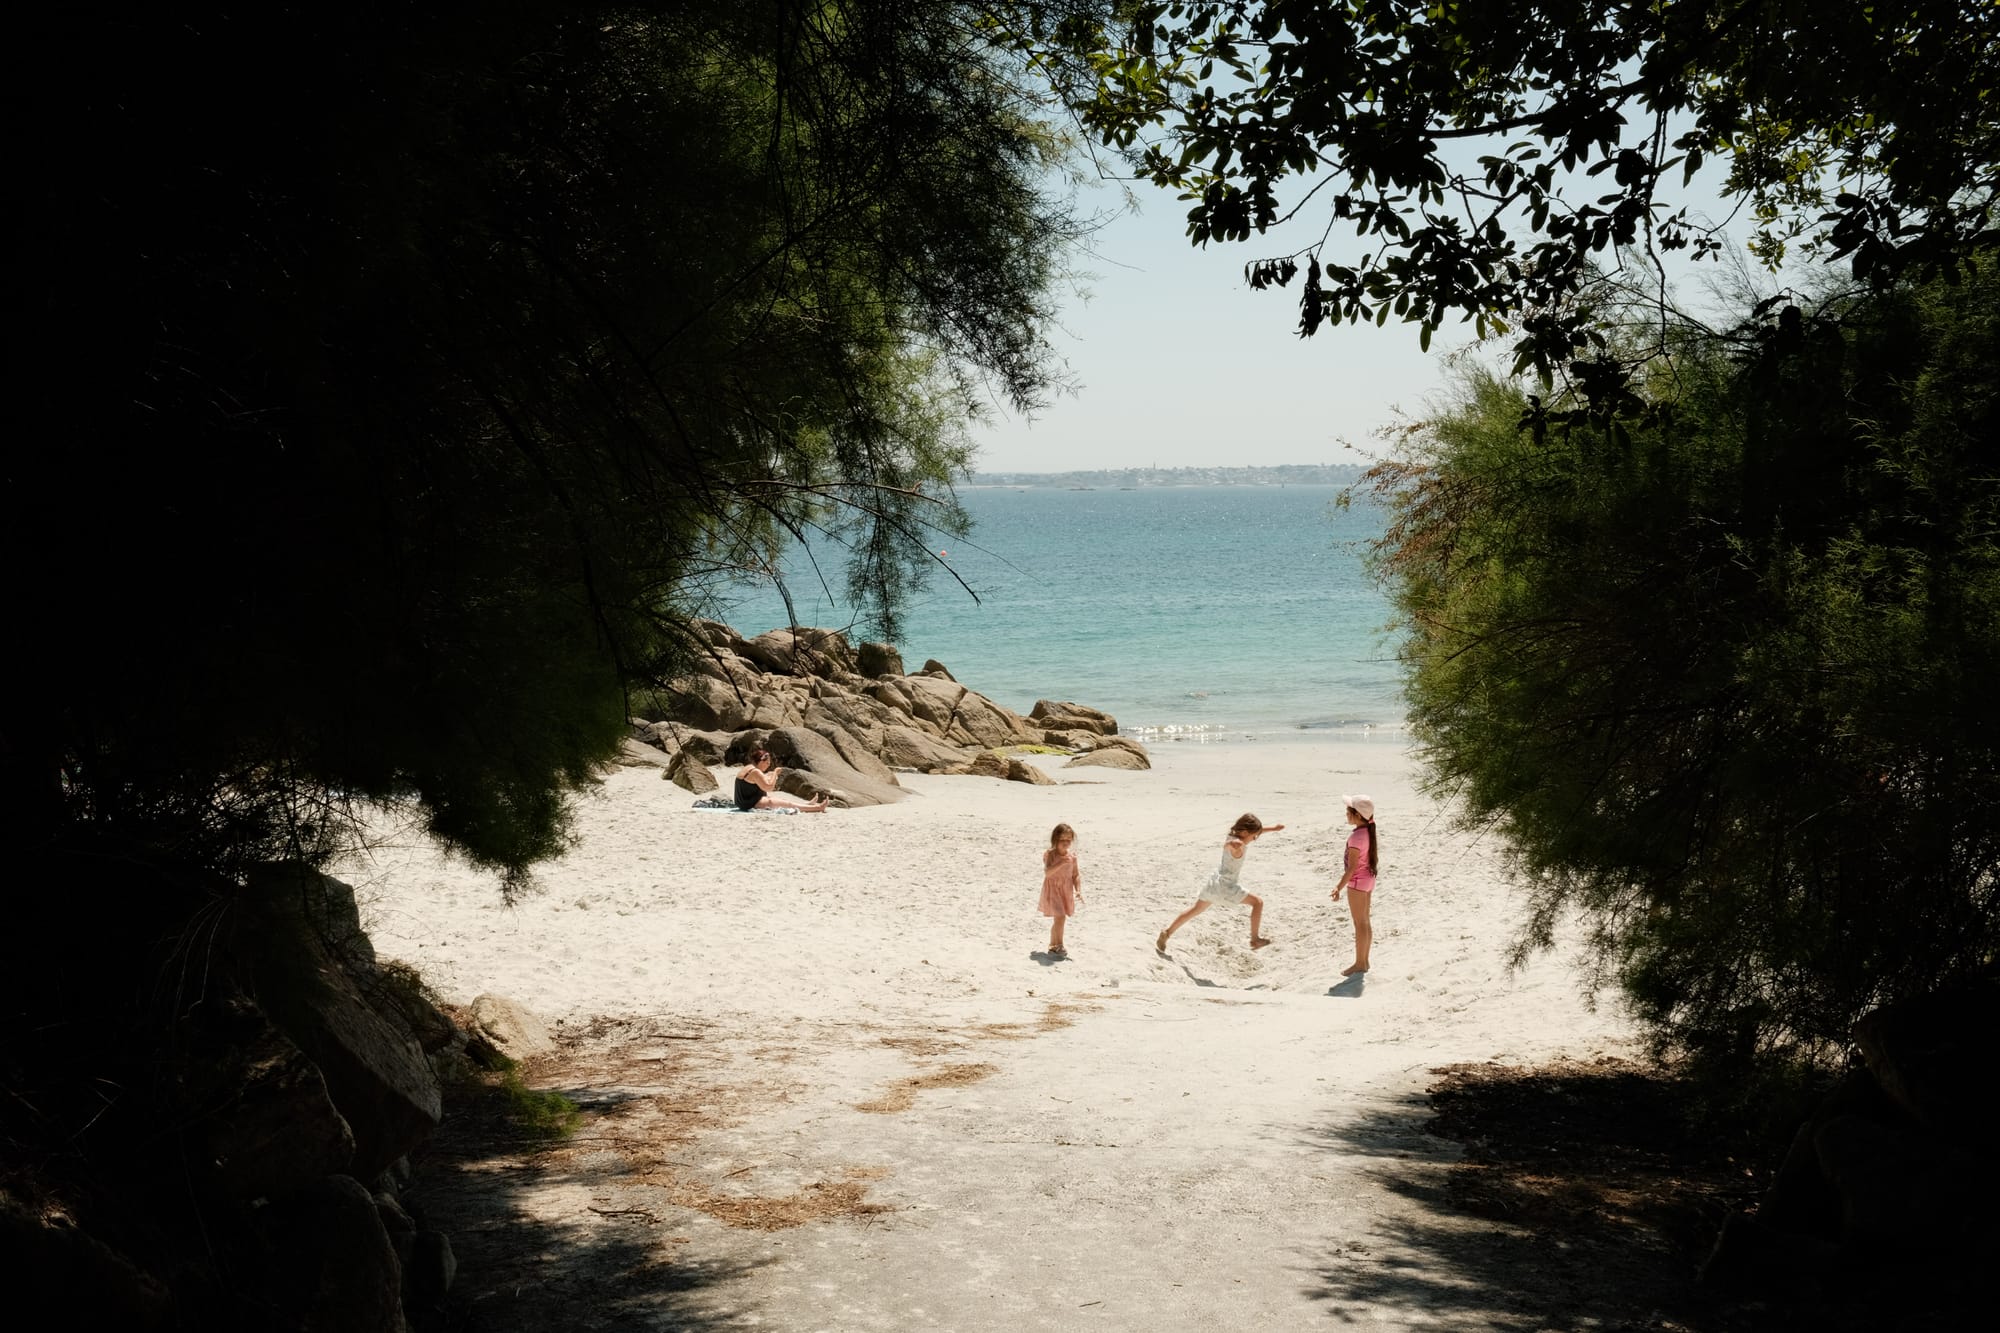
[341,741,1635,1330]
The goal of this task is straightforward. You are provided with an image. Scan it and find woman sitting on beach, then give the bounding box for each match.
[733,749,829,813]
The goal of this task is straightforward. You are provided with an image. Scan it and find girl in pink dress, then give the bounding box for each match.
[1330,794,1380,975]
[1039,823,1083,959]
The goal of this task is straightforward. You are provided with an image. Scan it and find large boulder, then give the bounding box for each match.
[920,658,957,680]
[651,724,733,765]
[1006,758,1058,786]
[857,641,906,677]
[262,1175,408,1333]
[880,724,973,773]
[612,738,672,769]
[901,675,1037,748]
[863,678,919,721]
[1852,976,2000,1137]
[469,994,557,1062]
[1031,699,1118,736]
[962,749,1010,780]
[804,685,896,755]
[667,749,720,793]
[183,998,357,1201]
[242,870,443,1180]
[739,627,858,678]
[1066,745,1150,770]
[762,727,907,807]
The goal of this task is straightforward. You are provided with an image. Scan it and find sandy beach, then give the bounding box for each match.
[337,738,1641,1330]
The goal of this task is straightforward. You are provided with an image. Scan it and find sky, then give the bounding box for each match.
[967,183,1474,473]
[967,136,1804,476]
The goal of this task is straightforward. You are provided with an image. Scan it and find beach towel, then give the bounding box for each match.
[690,796,795,813]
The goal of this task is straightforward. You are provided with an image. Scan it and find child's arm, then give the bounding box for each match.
[1332,844,1358,898]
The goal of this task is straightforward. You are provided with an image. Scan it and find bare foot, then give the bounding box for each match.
[1341,963,1368,975]
[1250,936,1274,950]
[1155,932,1170,954]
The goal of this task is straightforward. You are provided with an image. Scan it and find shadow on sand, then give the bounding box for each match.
[1288,1068,1766,1332]
[407,1076,763,1332]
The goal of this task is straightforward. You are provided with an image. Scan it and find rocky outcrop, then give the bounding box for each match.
[630,624,1141,793]
[1031,699,1118,736]
[764,726,906,808]
[1066,745,1151,770]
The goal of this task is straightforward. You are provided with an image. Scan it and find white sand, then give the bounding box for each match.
[338,739,1638,1330]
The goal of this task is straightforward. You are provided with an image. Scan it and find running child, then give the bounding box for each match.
[1330,794,1379,974]
[1038,822,1083,959]
[1155,813,1285,954]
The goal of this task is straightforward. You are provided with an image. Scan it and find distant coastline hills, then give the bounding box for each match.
[967,463,1367,488]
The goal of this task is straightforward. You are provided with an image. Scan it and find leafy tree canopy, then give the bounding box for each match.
[1370,267,2000,1086]
[1015,1,2000,380]
[12,2,1081,885]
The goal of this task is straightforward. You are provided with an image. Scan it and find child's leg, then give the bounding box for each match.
[1343,891,1373,974]
[1049,914,1067,951]
[1158,900,1208,950]
[1245,893,1272,948]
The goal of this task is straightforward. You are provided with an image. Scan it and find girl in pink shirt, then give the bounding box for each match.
[1331,794,1379,975]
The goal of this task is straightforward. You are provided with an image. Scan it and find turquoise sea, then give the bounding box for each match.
[717,485,1404,738]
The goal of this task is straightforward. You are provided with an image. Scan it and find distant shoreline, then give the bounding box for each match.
[966,464,1366,489]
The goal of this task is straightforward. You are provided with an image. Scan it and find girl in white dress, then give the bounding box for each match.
[1155,813,1285,954]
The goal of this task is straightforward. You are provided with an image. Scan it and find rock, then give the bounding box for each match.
[403,1230,458,1320]
[667,749,719,793]
[857,641,906,677]
[1815,1113,1979,1248]
[186,998,357,1200]
[1759,1067,1899,1237]
[739,627,857,677]
[880,724,973,773]
[1066,745,1151,770]
[263,1175,407,1333]
[1852,976,2000,1137]
[901,676,1037,748]
[652,723,731,765]
[468,994,557,1062]
[762,727,908,806]
[1031,699,1118,735]
[920,658,957,680]
[1038,728,1096,751]
[374,1191,417,1268]
[658,673,749,732]
[864,678,919,719]
[240,871,442,1180]
[1006,757,1057,785]
[612,737,672,769]
[1,1193,173,1328]
[723,729,773,765]
[963,750,1009,779]
[690,618,748,652]
[247,861,376,974]
[804,686,895,755]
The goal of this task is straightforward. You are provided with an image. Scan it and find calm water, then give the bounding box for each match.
[717,485,1404,737]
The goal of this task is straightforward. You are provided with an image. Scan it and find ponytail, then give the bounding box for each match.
[1364,820,1378,876]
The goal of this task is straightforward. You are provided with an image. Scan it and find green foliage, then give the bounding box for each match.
[1016,1,2000,378]
[1373,270,2000,1081]
[13,3,1080,886]
[499,1068,585,1140]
